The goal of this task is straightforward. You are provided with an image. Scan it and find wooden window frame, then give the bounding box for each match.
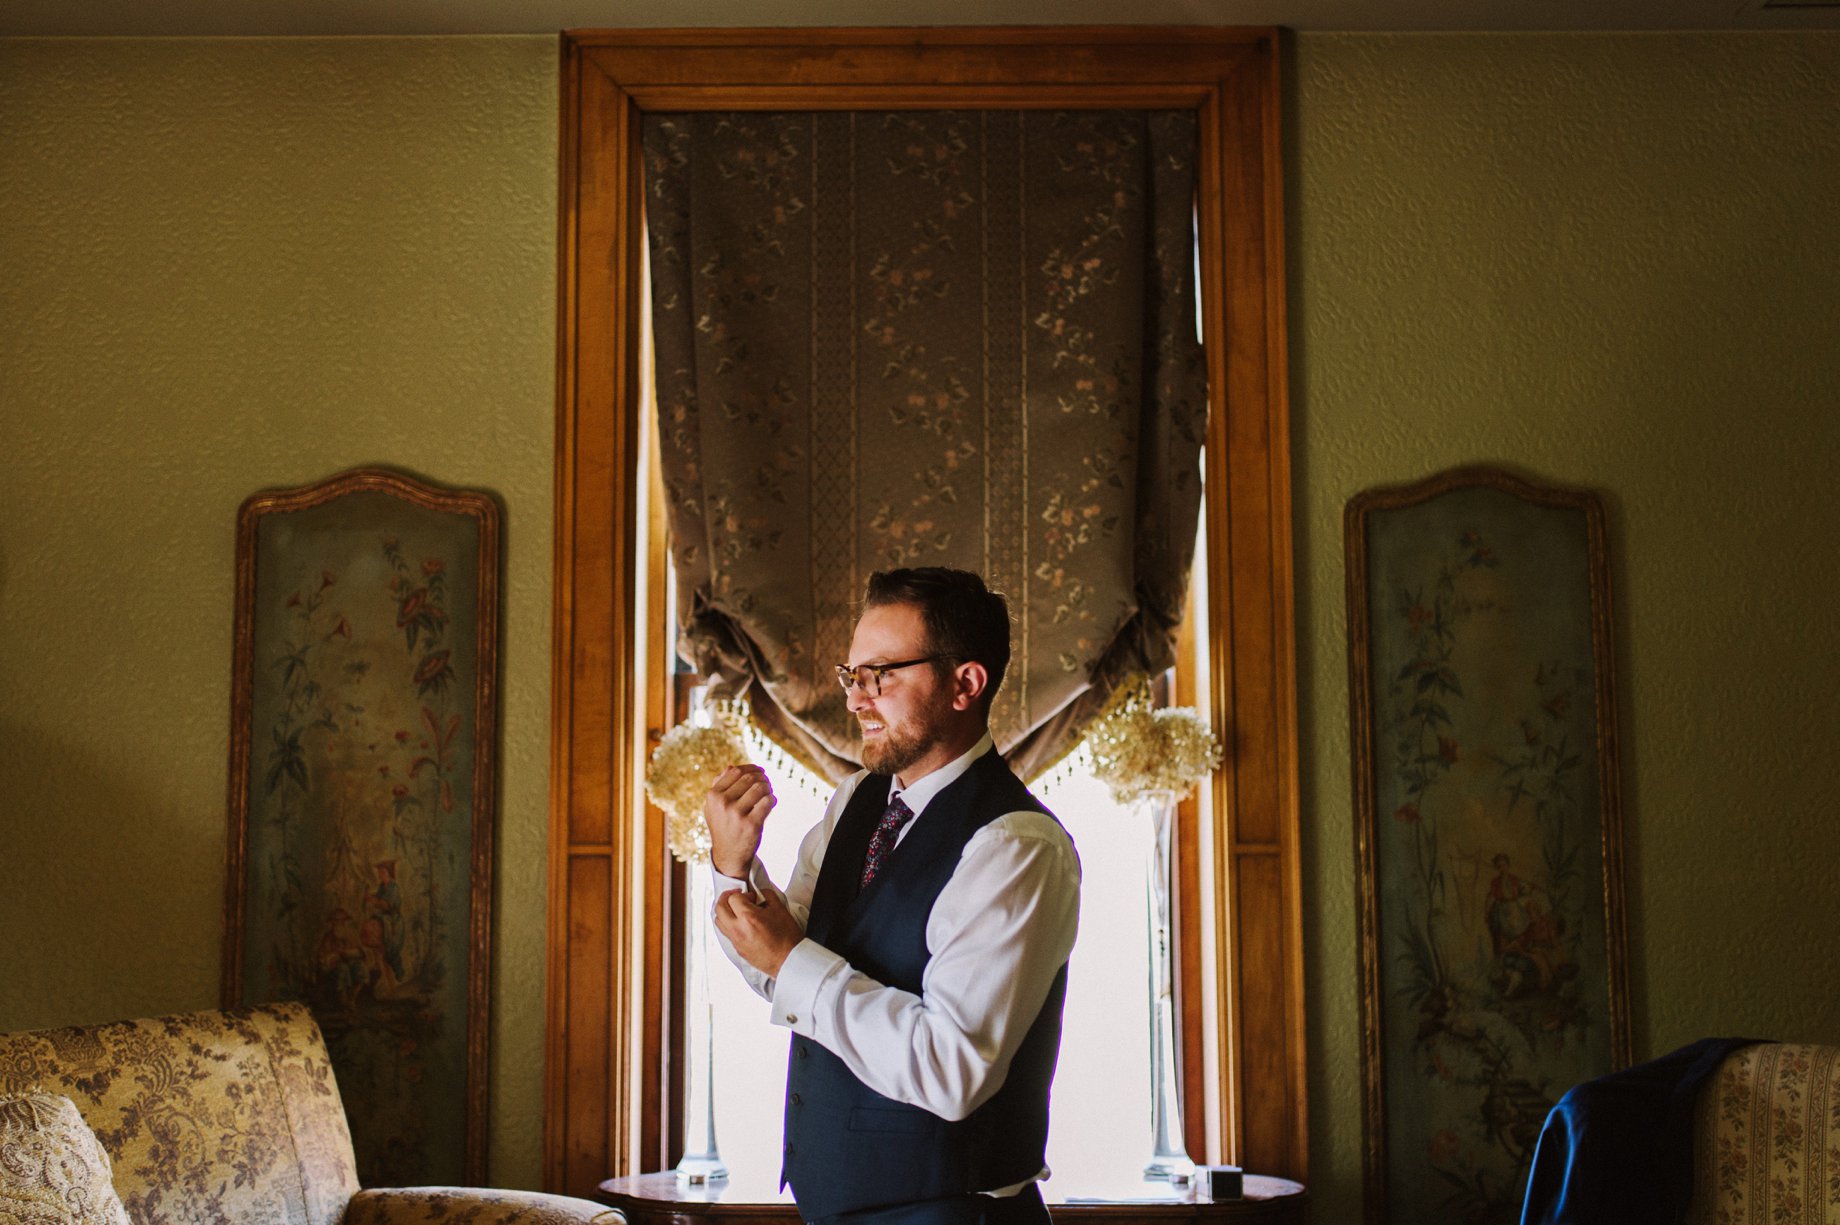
[547,26,1303,1199]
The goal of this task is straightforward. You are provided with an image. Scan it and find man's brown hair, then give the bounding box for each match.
[862,567,1011,715]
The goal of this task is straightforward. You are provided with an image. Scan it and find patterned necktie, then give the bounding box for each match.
[859,794,914,889]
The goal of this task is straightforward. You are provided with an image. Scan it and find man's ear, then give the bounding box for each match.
[951,661,989,711]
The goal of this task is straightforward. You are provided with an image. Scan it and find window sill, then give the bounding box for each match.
[595,1171,1307,1223]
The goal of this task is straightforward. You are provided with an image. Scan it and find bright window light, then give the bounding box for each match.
[704,745,1157,1196]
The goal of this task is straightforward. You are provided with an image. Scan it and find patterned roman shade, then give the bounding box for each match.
[643,109,1207,781]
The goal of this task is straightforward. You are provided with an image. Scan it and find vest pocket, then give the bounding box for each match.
[847,1105,939,1134]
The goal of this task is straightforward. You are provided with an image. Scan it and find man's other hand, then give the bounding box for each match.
[705,763,776,878]
[712,887,802,979]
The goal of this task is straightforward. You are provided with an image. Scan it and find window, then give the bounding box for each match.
[651,504,1214,1191]
[697,708,1172,1189]
[546,27,1301,1199]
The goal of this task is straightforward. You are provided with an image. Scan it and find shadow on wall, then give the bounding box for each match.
[0,719,225,1034]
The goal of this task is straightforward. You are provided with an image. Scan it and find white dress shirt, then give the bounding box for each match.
[712,734,1081,1132]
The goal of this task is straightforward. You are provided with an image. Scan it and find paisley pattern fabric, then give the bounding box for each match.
[1690,1042,1840,1224]
[643,109,1207,782]
[0,1003,357,1225]
[858,794,915,888]
[343,1187,621,1224]
[0,1091,131,1224]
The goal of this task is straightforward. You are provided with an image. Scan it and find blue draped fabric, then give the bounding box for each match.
[1518,1037,1762,1225]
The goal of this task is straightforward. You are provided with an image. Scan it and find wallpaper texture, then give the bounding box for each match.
[0,35,558,1190]
[1292,31,1840,1223]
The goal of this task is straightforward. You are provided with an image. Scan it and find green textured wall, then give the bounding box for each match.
[2,27,1838,1215]
[1292,32,1840,1223]
[0,36,559,1188]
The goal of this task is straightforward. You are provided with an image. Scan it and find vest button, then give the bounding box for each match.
[796,1043,809,1059]
[790,1093,802,1106]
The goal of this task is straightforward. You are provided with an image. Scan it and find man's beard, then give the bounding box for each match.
[860,711,944,777]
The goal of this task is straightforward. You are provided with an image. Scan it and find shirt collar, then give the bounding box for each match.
[888,732,994,818]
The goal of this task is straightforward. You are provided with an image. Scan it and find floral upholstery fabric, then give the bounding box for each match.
[1690,1042,1840,1224]
[0,1091,131,1224]
[0,1003,358,1225]
[343,1187,620,1224]
[0,1005,621,1225]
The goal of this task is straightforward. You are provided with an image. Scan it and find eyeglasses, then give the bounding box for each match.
[834,655,954,696]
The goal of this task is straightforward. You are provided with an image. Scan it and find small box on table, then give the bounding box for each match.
[1198,1165,1242,1201]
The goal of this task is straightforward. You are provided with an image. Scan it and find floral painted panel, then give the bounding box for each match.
[1351,472,1628,1225]
[231,475,496,1188]
[642,110,1207,781]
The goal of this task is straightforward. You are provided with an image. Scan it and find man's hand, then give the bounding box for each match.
[712,887,802,979]
[705,764,776,879]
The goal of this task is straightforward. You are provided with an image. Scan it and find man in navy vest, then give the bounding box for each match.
[707,567,1081,1225]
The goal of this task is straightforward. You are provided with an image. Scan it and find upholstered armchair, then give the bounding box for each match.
[1522,1038,1840,1224]
[0,1002,619,1225]
[1686,1042,1840,1224]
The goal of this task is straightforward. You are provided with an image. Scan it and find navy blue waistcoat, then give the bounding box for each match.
[781,750,1069,1221]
